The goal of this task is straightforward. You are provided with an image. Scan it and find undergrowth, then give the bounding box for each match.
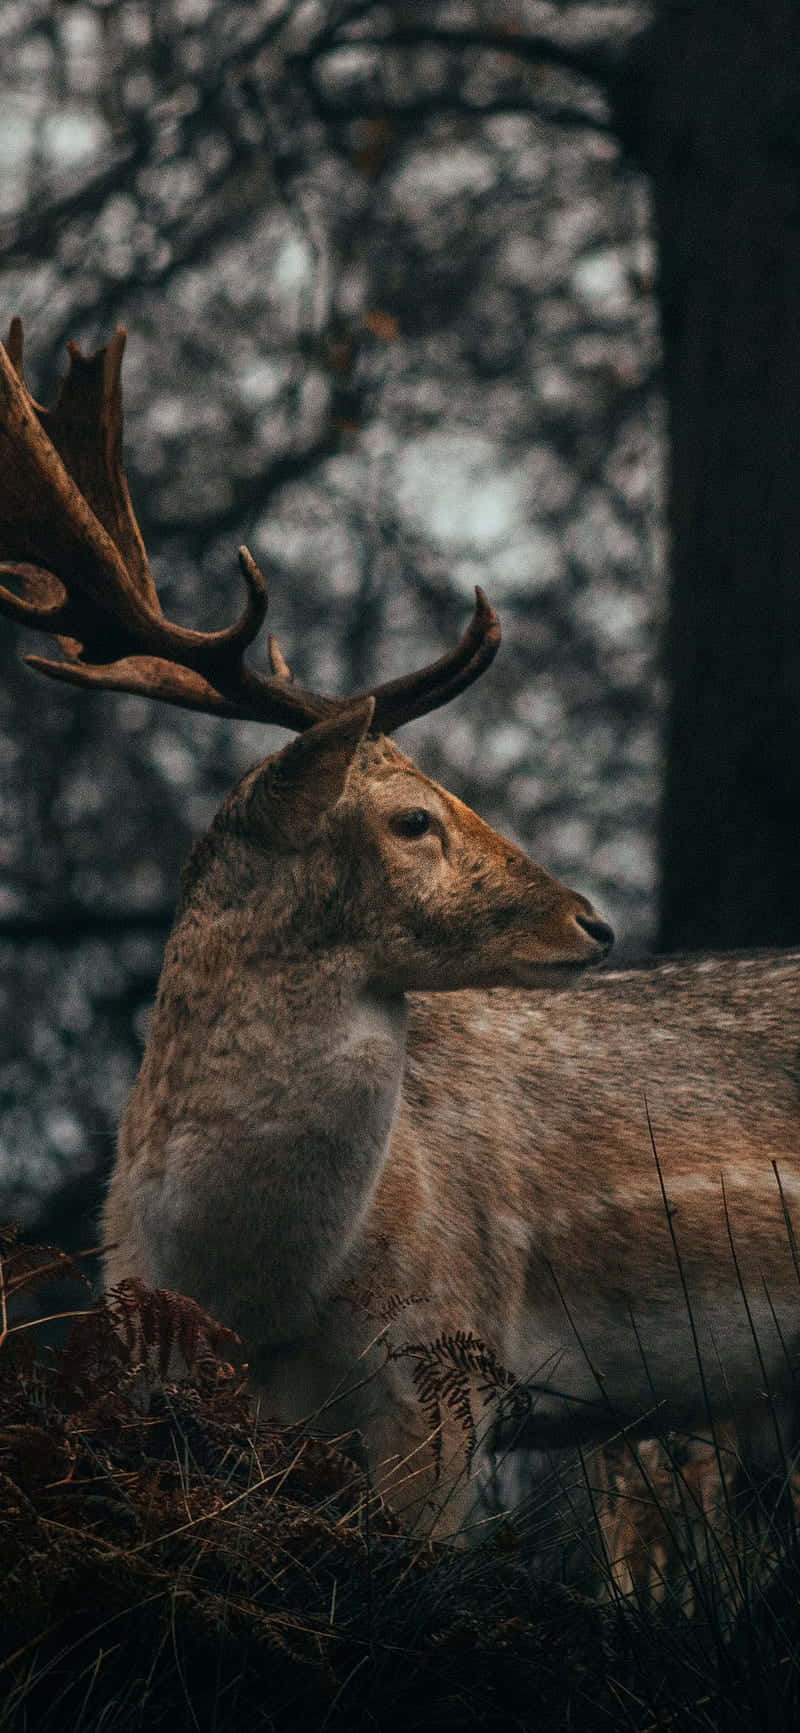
[2,1224,800,1732]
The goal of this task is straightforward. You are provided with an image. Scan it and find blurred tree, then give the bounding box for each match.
[612,0,800,950]
[331,0,800,950]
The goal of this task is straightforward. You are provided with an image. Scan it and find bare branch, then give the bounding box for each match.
[301,85,613,139]
[305,24,618,90]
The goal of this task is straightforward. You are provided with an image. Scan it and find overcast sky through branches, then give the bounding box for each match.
[0,0,663,1227]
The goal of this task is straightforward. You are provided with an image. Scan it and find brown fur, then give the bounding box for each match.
[104,722,800,1538]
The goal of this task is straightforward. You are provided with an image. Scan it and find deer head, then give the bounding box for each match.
[0,321,612,991]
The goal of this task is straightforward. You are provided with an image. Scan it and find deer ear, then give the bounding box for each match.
[246,697,375,847]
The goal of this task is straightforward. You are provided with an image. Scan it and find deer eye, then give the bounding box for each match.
[391,808,432,839]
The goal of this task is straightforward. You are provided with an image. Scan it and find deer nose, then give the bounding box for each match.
[575,910,614,956]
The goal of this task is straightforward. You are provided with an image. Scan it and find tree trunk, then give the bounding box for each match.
[614,0,800,950]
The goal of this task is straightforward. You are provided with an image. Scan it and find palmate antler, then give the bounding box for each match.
[0,320,500,734]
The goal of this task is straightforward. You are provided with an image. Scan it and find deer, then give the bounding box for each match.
[2,320,800,1557]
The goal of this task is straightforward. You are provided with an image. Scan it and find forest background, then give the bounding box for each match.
[1,0,796,1250]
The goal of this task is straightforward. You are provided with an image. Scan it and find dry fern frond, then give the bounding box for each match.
[52,1278,242,1418]
[104,1276,242,1383]
[0,1222,90,1349]
[335,1234,430,1325]
[390,1331,529,1476]
[344,1284,431,1326]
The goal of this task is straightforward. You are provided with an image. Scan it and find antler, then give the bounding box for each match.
[0,320,500,735]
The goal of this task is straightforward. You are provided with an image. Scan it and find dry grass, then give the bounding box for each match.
[2,1223,800,1733]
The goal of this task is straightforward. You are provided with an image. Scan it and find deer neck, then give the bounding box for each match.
[127,927,409,1346]
[248,958,410,1138]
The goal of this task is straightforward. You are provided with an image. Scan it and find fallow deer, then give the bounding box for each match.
[2,322,800,1550]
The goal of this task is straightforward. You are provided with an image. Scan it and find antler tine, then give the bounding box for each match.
[22,545,345,732]
[1,321,501,736]
[366,587,501,733]
[267,630,294,681]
